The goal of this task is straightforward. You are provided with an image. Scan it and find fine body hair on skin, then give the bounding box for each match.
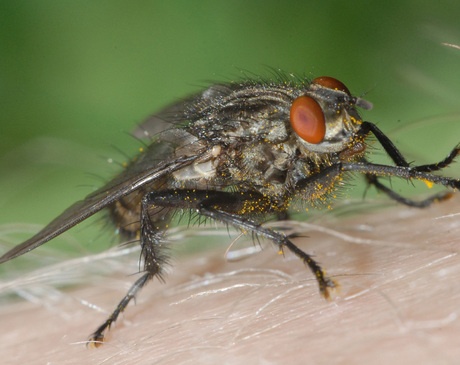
[1,194,460,364]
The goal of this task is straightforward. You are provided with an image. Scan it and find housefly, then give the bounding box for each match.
[1,74,460,348]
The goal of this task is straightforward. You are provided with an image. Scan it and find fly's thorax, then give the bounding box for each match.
[222,140,293,196]
[165,76,369,203]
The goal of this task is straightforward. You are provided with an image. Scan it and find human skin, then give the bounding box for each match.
[1,191,460,365]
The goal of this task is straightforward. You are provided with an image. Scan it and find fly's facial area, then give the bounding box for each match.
[291,76,372,155]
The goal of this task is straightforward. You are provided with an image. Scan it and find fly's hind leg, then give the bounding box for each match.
[87,198,169,348]
[87,273,151,348]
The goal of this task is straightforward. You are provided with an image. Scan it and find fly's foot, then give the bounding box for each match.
[87,333,105,349]
[318,273,340,302]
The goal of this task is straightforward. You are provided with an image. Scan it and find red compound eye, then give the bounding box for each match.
[290,96,326,144]
[312,76,351,96]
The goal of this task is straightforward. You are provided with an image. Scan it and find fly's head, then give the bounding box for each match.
[291,76,372,159]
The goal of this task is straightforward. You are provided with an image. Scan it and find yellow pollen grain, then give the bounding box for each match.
[423,180,434,188]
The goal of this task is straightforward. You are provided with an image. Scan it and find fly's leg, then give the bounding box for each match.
[412,144,460,173]
[87,273,151,348]
[144,189,338,300]
[87,156,460,346]
[360,122,410,167]
[199,204,338,300]
[342,162,460,190]
[364,145,460,207]
[360,122,460,207]
[87,198,168,348]
[365,174,454,208]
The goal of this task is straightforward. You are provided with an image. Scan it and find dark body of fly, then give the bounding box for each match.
[1,75,460,347]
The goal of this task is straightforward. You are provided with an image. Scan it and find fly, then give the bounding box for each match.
[1,74,460,348]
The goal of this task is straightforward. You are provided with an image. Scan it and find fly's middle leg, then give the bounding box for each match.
[143,189,338,300]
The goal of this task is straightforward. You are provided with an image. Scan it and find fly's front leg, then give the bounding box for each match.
[363,145,460,207]
[360,122,460,207]
[343,162,460,192]
[88,196,169,348]
[412,144,460,173]
[365,174,454,208]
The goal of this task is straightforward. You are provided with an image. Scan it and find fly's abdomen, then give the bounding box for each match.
[109,186,175,238]
[109,192,143,237]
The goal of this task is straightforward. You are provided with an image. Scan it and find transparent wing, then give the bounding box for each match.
[0,143,201,263]
[132,84,233,139]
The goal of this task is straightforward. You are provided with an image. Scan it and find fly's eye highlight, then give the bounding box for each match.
[312,76,351,96]
[290,95,326,144]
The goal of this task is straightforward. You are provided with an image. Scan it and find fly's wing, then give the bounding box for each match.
[0,141,202,263]
[1,84,232,264]
[132,84,233,139]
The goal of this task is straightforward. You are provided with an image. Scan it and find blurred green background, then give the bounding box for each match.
[1,1,460,259]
